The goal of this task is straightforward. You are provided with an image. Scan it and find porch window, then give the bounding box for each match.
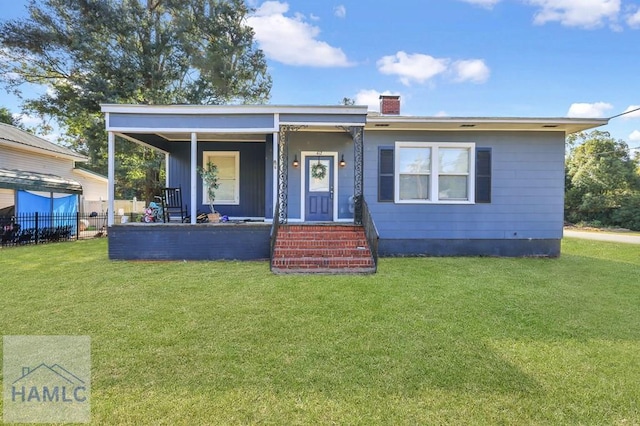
[395,142,475,204]
[202,151,240,205]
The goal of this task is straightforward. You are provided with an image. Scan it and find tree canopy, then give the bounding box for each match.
[0,107,21,127]
[0,0,271,200]
[565,130,640,230]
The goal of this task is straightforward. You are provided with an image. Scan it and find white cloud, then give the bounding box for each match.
[334,5,346,18]
[567,102,613,118]
[452,59,491,83]
[629,130,640,142]
[377,51,490,86]
[377,52,449,86]
[15,114,44,127]
[459,0,501,8]
[354,89,401,112]
[435,111,449,117]
[627,7,640,27]
[247,1,352,67]
[527,0,620,29]
[622,105,640,119]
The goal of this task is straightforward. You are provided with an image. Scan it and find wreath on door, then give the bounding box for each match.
[311,161,327,180]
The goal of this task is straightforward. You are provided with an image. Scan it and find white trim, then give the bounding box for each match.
[272,124,278,220]
[300,151,338,222]
[165,153,170,188]
[202,151,240,205]
[107,132,115,227]
[100,103,368,115]
[190,133,198,224]
[394,141,476,204]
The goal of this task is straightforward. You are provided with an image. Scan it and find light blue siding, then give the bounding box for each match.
[363,131,566,240]
[110,113,275,130]
[286,131,355,220]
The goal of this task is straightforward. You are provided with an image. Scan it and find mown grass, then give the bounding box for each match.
[1,238,639,424]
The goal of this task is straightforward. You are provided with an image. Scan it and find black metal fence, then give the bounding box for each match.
[1,212,108,247]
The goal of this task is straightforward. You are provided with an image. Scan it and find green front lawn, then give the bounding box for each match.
[1,239,639,424]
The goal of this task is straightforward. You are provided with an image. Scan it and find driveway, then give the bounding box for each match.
[564,229,640,245]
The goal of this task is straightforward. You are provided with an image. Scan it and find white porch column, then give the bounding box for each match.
[190,132,198,224]
[107,131,115,226]
[272,131,278,220]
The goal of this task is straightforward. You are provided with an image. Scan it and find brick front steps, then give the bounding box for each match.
[271,224,376,274]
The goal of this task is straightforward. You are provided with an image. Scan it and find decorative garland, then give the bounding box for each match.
[311,162,327,180]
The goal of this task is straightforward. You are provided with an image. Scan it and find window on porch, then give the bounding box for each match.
[203,151,240,205]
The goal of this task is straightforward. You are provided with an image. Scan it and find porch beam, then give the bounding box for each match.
[190,132,198,224]
[107,131,115,226]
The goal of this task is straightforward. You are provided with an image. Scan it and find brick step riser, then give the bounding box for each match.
[274,240,368,248]
[277,233,366,240]
[272,259,375,268]
[273,249,372,258]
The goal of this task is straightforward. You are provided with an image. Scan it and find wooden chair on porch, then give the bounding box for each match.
[160,187,186,223]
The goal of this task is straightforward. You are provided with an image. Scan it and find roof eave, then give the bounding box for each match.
[365,116,609,134]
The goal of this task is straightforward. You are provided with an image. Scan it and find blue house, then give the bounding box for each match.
[101,96,607,272]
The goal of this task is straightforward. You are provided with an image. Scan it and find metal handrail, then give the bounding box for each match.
[269,200,281,269]
[360,196,379,268]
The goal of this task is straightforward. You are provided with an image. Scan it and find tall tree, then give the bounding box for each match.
[0,107,20,127]
[565,130,640,227]
[0,0,271,201]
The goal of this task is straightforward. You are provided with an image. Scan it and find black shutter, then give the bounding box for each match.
[476,148,491,203]
[379,147,394,202]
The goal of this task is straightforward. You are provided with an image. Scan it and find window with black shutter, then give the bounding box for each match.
[379,147,394,202]
[475,148,492,203]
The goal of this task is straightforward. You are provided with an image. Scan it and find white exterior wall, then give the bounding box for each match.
[0,144,107,202]
[0,188,14,208]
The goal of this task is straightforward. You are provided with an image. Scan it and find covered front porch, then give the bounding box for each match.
[102,104,371,263]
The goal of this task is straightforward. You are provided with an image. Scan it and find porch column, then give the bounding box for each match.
[190,132,198,224]
[277,126,289,224]
[351,126,364,225]
[107,131,115,226]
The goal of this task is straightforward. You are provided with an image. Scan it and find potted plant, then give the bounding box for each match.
[198,161,220,222]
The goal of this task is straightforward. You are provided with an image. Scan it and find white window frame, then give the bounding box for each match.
[202,151,240,205]
[394,142,475,204]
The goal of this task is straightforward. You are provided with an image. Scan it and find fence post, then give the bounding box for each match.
[34,212,39,245]
[76,211,80,240]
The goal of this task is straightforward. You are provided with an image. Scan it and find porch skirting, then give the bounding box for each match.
[108,223,271,260]
[378,238,561,258]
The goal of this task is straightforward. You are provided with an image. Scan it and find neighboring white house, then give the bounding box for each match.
[0,122,107,215]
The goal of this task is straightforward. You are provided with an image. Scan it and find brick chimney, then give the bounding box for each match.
[379,95,400,115]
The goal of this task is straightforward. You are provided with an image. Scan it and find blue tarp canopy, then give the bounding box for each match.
[17,191,78,215]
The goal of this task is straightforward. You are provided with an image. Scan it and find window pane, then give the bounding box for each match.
[399,174,429,200]
[399,147,431,173]
[309,159,330,192]
[211,156,235,179]
[439,148,469,173]
[439,175,468,200]
[216,180,235,201]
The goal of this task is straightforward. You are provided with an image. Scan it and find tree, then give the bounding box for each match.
[0,107,20,127]
[0,0,271,201]
[565,130,640,228]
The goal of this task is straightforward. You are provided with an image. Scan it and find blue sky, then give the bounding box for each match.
[2,0,640,146]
